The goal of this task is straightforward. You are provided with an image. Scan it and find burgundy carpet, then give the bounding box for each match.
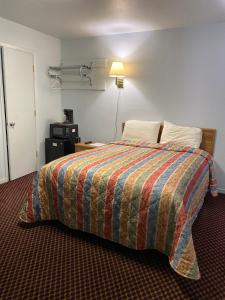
[0,174,224,300]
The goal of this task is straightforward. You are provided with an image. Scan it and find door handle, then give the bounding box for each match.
[9,122,15,128]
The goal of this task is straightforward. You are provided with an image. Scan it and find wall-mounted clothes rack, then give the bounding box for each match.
[48,59,107,91]
[48,63,93,87]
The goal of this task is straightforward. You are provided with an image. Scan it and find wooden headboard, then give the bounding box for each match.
[122,123,216,155]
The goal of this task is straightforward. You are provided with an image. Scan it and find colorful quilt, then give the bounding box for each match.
[19,141,217,279]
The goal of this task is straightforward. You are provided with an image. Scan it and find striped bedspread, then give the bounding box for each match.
[20,141,217,280]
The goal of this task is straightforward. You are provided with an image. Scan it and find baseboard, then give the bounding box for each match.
[218,187,225,194]
[0,177,8,184]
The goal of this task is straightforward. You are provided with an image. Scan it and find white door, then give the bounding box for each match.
[3,47,37,180]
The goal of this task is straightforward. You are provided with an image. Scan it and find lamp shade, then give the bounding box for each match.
[109,61,125,78]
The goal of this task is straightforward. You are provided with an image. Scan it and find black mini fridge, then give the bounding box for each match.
[45,138,80,163]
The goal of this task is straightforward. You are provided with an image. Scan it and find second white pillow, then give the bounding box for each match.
[160,121,202,148]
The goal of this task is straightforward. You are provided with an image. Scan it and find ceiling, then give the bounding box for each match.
[0,0,225,39]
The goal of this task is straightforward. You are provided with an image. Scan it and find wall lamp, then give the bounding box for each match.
[109,61,125,88]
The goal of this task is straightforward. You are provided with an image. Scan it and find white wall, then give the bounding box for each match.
[0,17,62,182]
[62,23,225,192]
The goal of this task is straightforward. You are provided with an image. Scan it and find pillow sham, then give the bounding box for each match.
[160,121,202,148]
[122,120,161,143]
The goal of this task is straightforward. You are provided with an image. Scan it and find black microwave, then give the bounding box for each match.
[50,123,79,140]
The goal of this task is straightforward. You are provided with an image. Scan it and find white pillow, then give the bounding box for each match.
[122,120,161,142]
[160,121,202,148]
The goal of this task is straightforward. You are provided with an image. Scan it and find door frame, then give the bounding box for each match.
[0,47,8,183]
[0,42,38,181]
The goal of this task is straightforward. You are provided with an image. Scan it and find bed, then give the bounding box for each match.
[19,124,217,280]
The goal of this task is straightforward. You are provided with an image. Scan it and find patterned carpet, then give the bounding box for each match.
[0,174,224,300]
